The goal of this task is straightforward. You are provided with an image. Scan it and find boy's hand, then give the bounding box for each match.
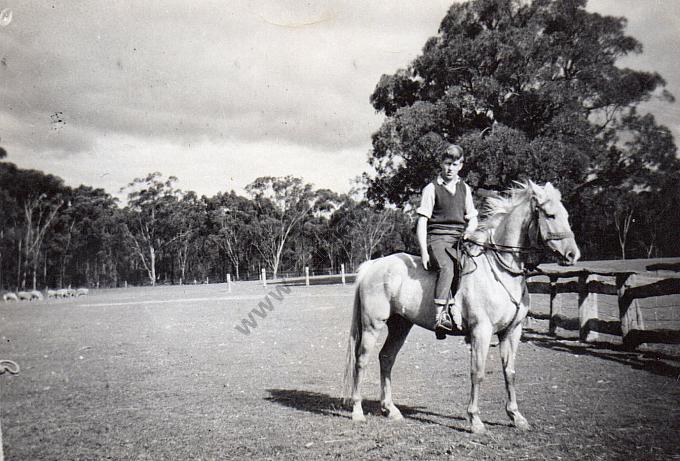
[421,252,430,270]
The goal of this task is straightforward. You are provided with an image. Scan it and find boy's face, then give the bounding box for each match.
[440,156,464,180]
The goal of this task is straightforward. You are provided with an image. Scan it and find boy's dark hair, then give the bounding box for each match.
[440,144,464,162]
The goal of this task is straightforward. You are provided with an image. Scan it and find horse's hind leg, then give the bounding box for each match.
[499,324,530,430]
[467,323,492,434]
[379,315,413,421]
[352,321,385,422]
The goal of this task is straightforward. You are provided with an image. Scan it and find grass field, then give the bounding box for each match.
[1,282,679,460]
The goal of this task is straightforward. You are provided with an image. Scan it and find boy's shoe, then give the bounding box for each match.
[435,304,466,340]
[434,307,454,340]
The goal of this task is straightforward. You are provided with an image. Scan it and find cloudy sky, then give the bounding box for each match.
[1,0,678,200]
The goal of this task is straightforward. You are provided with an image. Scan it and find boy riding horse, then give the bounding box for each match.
[416,144,478,339]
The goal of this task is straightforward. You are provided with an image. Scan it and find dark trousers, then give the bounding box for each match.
[427,234,460,305]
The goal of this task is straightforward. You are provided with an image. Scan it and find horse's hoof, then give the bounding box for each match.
[381,405,404,421]
[387,411,404,421]
[470,420,486,434]
[514,417,531,431]
[352,412,366,422]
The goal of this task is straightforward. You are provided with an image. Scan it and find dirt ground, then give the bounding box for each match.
[1,282,679,460]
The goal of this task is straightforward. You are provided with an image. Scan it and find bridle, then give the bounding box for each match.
[462,195,574,276]
[456,193,575,327]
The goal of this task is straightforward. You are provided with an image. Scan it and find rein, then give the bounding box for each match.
[464,196,575,272]
[456,193,575,320]
[463,231,541,277]
[457,199,546,311]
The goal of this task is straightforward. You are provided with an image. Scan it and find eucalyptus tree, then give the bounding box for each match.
[246,176,326,279]
[169,191,206,283]
[366,0,678,258]
[206,191,255,281]
[0,163,65,289]
[48,186,122,287]
[122,172,191,286]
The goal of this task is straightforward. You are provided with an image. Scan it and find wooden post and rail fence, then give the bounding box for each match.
[525,264,680,350]
[262,258,680,350]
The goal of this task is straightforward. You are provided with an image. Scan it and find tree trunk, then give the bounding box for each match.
[31,252,38,290]
[59,255,66,288]
[43,251,47,288]
[615,209,633,260]
[171,251,176,285]
[272,244,284,280]
[21,257,27,290]
[16,238,21,289]
[150,246,156,286]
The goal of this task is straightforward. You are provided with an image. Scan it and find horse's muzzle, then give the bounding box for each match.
[558,245,580,266]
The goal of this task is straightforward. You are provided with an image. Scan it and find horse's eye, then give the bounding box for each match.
[540,209,555,219]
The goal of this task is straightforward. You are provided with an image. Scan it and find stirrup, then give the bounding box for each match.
[435,309,454,333]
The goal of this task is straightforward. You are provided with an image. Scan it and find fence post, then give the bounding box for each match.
[341,264,346,286]
[261,269,267,288]
[578,272,600,343]
[617,273,644,350]
[226,274,232,293]
[0,360,20,461]
[548,274,559,335]
[124,281,127,289]
[305,267,310,287]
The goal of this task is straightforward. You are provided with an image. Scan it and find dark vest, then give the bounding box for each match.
[427,180,467,235]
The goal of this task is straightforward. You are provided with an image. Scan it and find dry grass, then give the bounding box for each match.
[1,282,678,460]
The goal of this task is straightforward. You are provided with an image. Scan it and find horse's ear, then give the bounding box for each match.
[543,182,562,201]
[528,180,546,203]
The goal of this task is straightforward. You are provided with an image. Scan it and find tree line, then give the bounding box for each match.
[0,158,415,290]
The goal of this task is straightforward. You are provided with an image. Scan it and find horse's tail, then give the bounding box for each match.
[343,260,372,404]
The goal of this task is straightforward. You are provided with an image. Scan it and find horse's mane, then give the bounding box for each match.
[470,182,533,240]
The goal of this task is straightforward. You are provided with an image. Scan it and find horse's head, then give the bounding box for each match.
[528,181,580,265]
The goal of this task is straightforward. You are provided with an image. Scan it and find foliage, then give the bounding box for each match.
[245,176,321,278]
[365,0,679,259]
[121,172,188,286]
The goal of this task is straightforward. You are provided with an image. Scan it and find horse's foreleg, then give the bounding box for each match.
[352,323,383,422]
[499,324,530,430]
[467,324,492,434]
[379,315,412,421]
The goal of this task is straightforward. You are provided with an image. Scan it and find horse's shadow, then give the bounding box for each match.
[264,388,509,432]
[522,329,680,378]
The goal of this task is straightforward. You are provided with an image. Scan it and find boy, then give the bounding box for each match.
[416,144,478,339]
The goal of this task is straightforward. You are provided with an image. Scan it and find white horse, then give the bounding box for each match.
[343,181,580,433]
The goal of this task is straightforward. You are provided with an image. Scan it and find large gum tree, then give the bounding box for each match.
[367,0,679,258]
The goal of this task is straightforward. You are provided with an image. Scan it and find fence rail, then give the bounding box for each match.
[261,259,680,351]
[526,268,680,350]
